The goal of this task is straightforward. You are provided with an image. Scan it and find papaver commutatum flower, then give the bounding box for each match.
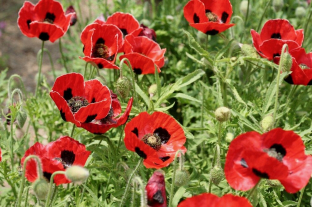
[224,128,312,193]
[251,19,303,60]
[119,35,166,74]
[183,0,234,35]
[124,112,186,169]
[178,193,252,207]
[18,0,74,42]
[21,136,90,185]
[146,170,167,207]
[50,73,112,127]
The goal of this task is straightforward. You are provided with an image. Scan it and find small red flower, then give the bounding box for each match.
[183,0,234,35]
[0,147,2,162]
[146,170,167,207]
[124,112,186,169]
[65,5,77,26]
[80,22,123,69]
[178,193,252,207]
[274,48,312,85]
[50,73,112,127]
[17,0,74,42]
[119,35,166,74]
[224,128,312,193]
[80,91,133,134]
[251,19,303,60]
[138,24,157,42]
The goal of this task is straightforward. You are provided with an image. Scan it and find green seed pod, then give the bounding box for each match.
[240,0,249,16]
[295,7,306,18]
[280,51,293,73]
[261,114,274,132]
[65,166,89,184]
[240,44,259,58]
[210,166,224,186]
[174,169,190,187]
[272,0,284,12]
[225,132,234,143]
[115,77,132,99]
[32,178,49,200]
[215,107,231,122]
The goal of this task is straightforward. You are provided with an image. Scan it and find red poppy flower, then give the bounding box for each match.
[183,0,234,35]
[50,73,112,127]
[65,5,77,26]
[274,48,312,85]
[119,35,166,74]
[80,23,123,69]
[146,170,167,207]
[178,193,252,207]
[139,24,157,42]
[80,91,133,134]
[124,112,186,169]
[17,0,74,42]
[224,128,312,193]
[251,19,303,60]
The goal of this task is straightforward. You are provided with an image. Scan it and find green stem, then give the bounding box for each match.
[83,62,89,79]
[70,124,76,137]
[244,0,250,28]
[169,150,184,207]
[24,187,30,207]
[35,41,45,98]
[17,155,43,207]
[8,74,27,98]
[256,0,273,32]
[59,38,69,73]
[303,2,312,40]
[247,179,261,200]
[42,48,56,80]
[296,186,306,207]
[45,171,66,207]
[119,159,142,207]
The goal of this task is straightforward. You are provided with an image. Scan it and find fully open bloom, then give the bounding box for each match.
[146,170,167,207]
[18,0,74,42]
[178,193,252,207]
[50,73,112,127]
[124,112,186,169]
[81,91,133,134]
[80,22,123,69]
[183,0,234,35]
[251,19,303,60]
[274,48,312,85]
[224,128,312,193]
[119,35,166,74]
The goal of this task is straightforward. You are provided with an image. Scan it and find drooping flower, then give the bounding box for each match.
[50,73,112,127]
[124,112,186,169]
[81,91,133,134]
[274,47,312,85]
[183,0,235,35]
[17,0,74,42]
[119,35,166,74]
[177,193,252,207]
[146,170,167,207]
[138,24,157,41]
[251,19,303,60]
[65,5,77,26]
[224,128,312,193]
[80,22,123,69]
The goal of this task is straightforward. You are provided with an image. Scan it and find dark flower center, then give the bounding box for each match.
[100,107,116,124]
[205,11,219,22]
[264,144,286,162]
[68,96,89,113]
[93,38,109,59]
[44,12,56,24]
[142,133,162,151]
[299,64,309,69]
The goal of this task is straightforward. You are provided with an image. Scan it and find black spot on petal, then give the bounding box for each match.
[83,45,85,53]
[160,156,170,162]
[252,168,269,179]
[63,88,73,101]
[98,63,103,69]
[43,172,52,182]
[193,13,200,23]
[206,30,219,35]
[154,127,170,144]
[61,150,75,168]
[27,20,31,29]
[270,144,286,158]
[120,28,128,36]
[60,109,66,121]
[132,127,139,137]
[240,158,248,168]
[273,53,280,58]
[284,75,294,84]
[133,68,142,74]
[45,12,56,23]
[85,114,97,123]
[151,190,164,204]
[96,38,105,44]
[308,79,312,85]
[205,9,211,13]
[106,54,115,61]
[91,97,96,103]
[39,32,50,41]
[221,12,229,23]
[271,33,282,39]
[135,147,147,159]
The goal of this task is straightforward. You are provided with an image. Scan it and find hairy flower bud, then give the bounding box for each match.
[65,6,77,26]
[65,165,89,184]
[280,51,293,73]
[261,114,274,132]
[115,77,132,99]
[240,44,259,58]
[148,84,157,97]
[215,107,231,122]
[17,107,27,128]
[272,0,284,12]
[32,178,49,200]
[225,132,234,143]
[295,7,306,18]
[240,0,249,16]
[210,166,224,186]
[174,169,190,187]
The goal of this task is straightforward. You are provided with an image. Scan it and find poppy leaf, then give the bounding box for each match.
[134,82,150,106]
[214,39,235,61]
[185,52,206,66]
[172,186,186,207]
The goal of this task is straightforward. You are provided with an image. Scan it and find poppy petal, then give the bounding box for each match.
[178,193,219,207]
[146,170,167,207]
[106,12,141,36]
[51,73,85,99]
[217,194,253,207]
[17,1,36,38]
[201,0,233,24]
[120,53,160,74]
[190,22,235,35]
[81,56,119,70]
[74,100,111,123]
[259,39,300,60]
[183,0,208,24]
[29,22,64,42]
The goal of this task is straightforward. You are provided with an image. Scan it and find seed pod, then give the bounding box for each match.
[32,178,49,200]
[295,6,306,18]
[210,166,224,186]
[215,107,231,122]
[261,114,274,132]
[174,169,190,187]
[272,0,284,12]
[115,77,132,99]
[240,0,249,16]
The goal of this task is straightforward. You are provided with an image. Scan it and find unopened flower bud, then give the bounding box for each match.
[215,107,231,122]
[210,166,224,186]
[280,51,293,73]
[65,6,77,26]
[65,166,89,184]
[17,107,27,128]
[240,0,249,16]
[295,7,306,18]
[115,77,132,99]
[139,24,157,41]
[148,84,157,97]
[261,114,274,132]
[174,169,190,187]
[240,44,259,58]
[272,0,284,12]
[32,179,49,200]
[225,132,234,143]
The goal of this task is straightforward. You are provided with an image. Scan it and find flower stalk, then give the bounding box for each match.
[35,41,45,98]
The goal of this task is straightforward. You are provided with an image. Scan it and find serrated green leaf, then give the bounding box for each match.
[135,82,149,106]
[186,52,205,66]
[172,186,186,207]
[173,93,201,104]
[226,79,247,106]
